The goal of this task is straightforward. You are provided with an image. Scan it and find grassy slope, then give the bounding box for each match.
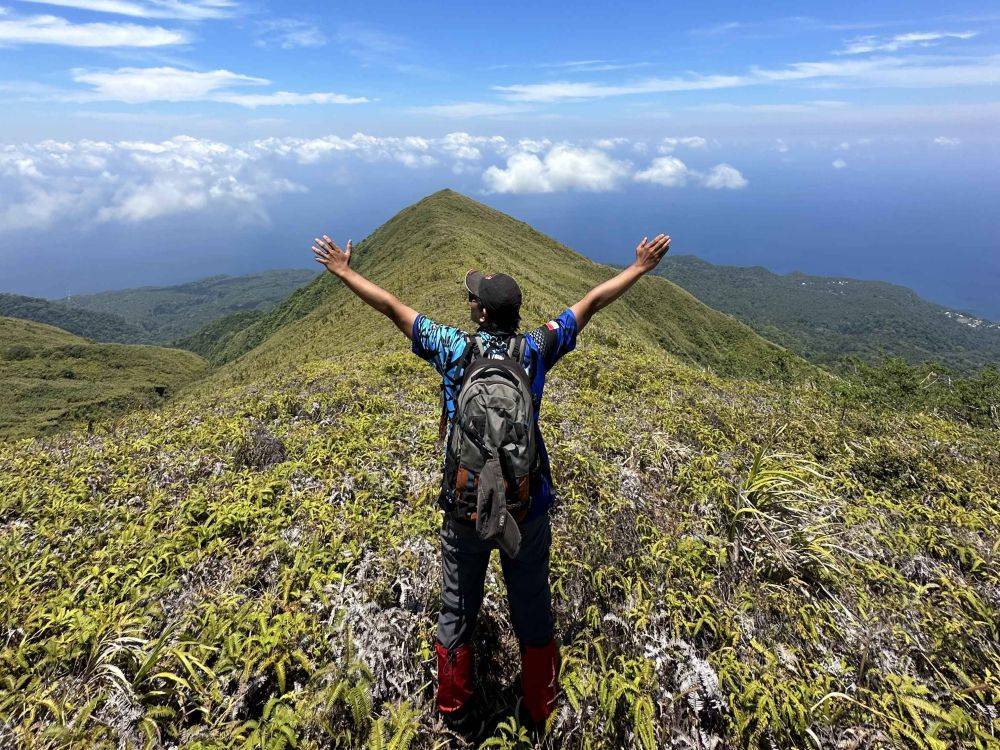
[0,292,146,344]
[0,316,209,439]
[172,309,267,365]
[656,255,1000,372]
[59,269,317,343]
[219,190,806,382]
[1,192,997,749]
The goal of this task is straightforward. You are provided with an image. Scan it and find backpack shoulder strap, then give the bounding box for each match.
[505,333,526,360]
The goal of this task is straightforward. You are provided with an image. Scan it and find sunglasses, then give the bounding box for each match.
[467,292,479,303]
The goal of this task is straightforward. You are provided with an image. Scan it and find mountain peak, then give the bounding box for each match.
[216,194,808,381]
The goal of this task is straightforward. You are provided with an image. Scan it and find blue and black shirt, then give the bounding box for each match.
[411,307,579,518]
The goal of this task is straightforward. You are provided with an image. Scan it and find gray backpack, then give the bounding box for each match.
[442,333,536,555]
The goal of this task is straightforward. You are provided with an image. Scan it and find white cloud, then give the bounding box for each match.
[634,158,747,190]
[933,136,961,146]
[0,11,186,46]
[658,136,707,153]
[832,158,847,168]
[537,59,651,73]
[634,156,690,187]
[482,145,631,194]
[701,163,748,189]
[18,0,236,20]
[70,66,368,106]
[514,138,551,154]
[410,101,531,117]
[494,54,1000,102]
[217,91,366,107]
[774,138,789,153]
[439,132,506,160]
[74,67,264,102]
[255,19,325,49]
[837,31,977,55]
[594,137,629,150]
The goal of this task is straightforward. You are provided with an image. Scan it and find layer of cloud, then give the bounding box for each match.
[933,136,961,146]
[832,158,847,169]
[0,136,302,230]
[0,134,749,230]
[69,66,368,106]
[17,0,236,20]
[837,31,977,55]
[0,133,510,230]
[493,54,1000,103]
[0,10,186,46]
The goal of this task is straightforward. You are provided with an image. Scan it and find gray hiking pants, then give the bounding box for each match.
[437,512,554,650]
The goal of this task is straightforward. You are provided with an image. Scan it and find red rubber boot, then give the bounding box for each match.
[521,638,560,724]
[436,641,474,719]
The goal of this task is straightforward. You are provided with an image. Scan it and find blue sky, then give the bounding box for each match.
[1,0,999,318]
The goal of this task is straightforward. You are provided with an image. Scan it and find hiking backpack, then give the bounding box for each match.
[441,333,537,523]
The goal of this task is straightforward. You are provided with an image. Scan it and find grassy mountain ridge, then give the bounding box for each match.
[0,292,146,344]
[1,191,997,748]
[0,316,208,439]
[218,190,807,383]
[656,254,1000,372]
[59,269,317,343]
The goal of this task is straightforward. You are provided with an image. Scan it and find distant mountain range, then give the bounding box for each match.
[656,255,1000,372]
[56,269,318,344]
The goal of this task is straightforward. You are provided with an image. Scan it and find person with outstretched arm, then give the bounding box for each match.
[311,231,671,730]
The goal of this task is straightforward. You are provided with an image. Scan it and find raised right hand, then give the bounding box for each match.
[632,233,671,273]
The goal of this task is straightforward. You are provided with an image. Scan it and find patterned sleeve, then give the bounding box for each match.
[411,314,468,377]
[525,307,579,371]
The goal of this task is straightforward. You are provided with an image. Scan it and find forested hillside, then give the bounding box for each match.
[657,255,1000,372]
[59,269,317,344]
[1,191,996,749]
[0,293,146,344]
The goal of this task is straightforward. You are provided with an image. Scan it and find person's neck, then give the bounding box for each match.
[477,323,515,336]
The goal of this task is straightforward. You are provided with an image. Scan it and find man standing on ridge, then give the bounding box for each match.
[311,227,671,730]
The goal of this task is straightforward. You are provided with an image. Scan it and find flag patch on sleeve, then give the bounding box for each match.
[545,320,559,331]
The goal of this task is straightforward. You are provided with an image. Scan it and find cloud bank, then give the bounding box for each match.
[0,133,746,231]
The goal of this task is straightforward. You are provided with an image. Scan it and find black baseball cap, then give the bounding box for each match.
[465,270,522,318]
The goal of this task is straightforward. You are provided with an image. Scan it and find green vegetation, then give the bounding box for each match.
[0,293,145,344]
[173,309,268,365]
[1,191,997,748]
[59,269,317,343]
[656,254,1000,373]
[0,317,208,439]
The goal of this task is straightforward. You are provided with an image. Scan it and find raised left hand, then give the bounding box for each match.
[312,235,352,276]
